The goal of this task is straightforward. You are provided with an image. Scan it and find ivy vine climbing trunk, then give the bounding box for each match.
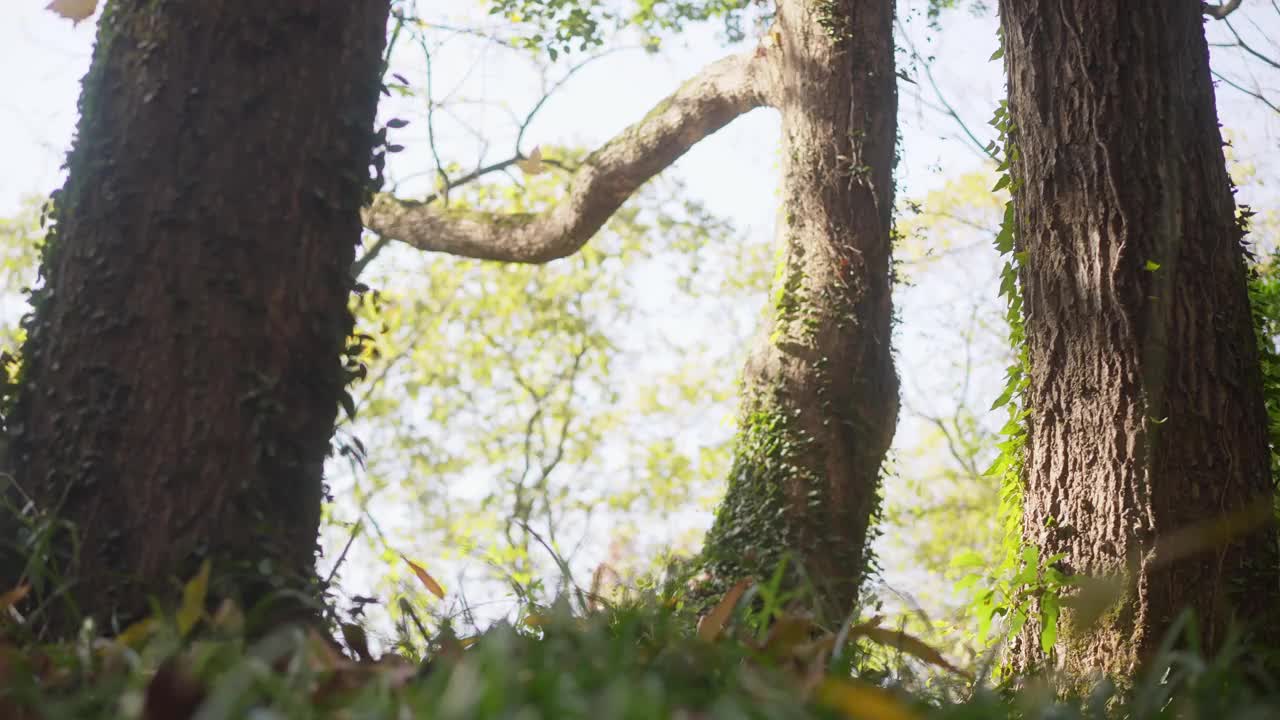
[998,0,1280,679]
[696,0,899,619]
[4,0,390,634]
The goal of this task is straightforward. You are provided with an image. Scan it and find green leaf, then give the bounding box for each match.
[177,559,211,637]
[1040,592,1060,653]
[990,385,1014,411]
[1008,608,1028,638]
[995,226,1015,255]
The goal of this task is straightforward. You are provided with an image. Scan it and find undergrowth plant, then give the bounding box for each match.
[3,553,1279,720]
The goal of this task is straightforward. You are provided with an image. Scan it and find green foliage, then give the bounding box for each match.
[332,155,768,612]
[1248,248,1280,489]
[887,170,1008,622]
[0,197,42,353]
[923,0,991,29]
[3,567,1280,719]
[483,0,759,57]
[696,401,817,605]
[0,199,41,428]
[629,0,759,42]
[486,0,610,58]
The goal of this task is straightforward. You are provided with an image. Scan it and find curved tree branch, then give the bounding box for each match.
[361,51,771,264]
[1203,0,1244,19]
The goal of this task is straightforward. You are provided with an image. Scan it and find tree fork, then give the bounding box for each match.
[366,0,899,619]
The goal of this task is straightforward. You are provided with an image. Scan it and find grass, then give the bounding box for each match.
[2,560,1280,720]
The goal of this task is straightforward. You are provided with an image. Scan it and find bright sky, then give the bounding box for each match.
[2,0,1277,633]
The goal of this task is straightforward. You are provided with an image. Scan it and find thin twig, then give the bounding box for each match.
[1212,68,1280,113]
[896,19,998,162]
[1223,17,1280,69]
[324,520,364,586]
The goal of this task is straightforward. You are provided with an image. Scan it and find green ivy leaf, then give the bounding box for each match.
[1039,592,1060,653]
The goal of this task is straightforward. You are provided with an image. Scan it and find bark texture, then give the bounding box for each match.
[5,0,390,631]
[697,0,898,619]
[999,0,1280,679]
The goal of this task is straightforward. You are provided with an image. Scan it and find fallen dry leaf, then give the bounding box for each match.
[696,578,752,642]
[402,555,446,599]
[143,657,205,720]
[0,584,30,614]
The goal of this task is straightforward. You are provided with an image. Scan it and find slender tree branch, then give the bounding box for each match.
[1203,0,1245,19]
[1212,68,1280,113]
[362,51,770,264]
[517,47,638,153]
[896,20,997,162]
[1224,17,1280,70]
[419,34,450,203]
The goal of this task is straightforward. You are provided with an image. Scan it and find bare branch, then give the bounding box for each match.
[1203,0,1244,19]
[1223,17,1280,70]
[896,20,997,162]
[1212,68,1280,113]
[517,47,638,153]
[362,51,770,264]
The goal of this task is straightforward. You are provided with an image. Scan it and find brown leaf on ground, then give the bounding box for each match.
[696,578,752,642]
[143,657,205,720]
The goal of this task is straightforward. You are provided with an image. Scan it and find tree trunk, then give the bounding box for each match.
[697,0,899,620]
[4,0,390,633]
[998,0,1280,680]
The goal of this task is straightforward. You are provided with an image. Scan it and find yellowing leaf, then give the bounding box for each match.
[211,597,244,635]
[760,613,819,658]
[45,0,97,25]
[116,617,157,649]
[816,679,920,720]
[177,559,210,637]
[402,555,446,599]
[696,577,751,642]
[516,146,547,175]
[0,584,29,614]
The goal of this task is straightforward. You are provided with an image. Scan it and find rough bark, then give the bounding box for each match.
[999,0,1280,680]
[695,0,898,620]
[4,0,390,632]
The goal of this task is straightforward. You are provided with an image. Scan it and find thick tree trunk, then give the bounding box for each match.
[998,1,1280,679]
[697,0,898,620]
[4,0,389,632]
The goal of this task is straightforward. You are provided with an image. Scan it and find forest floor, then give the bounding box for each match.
[2,565,1279,720]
